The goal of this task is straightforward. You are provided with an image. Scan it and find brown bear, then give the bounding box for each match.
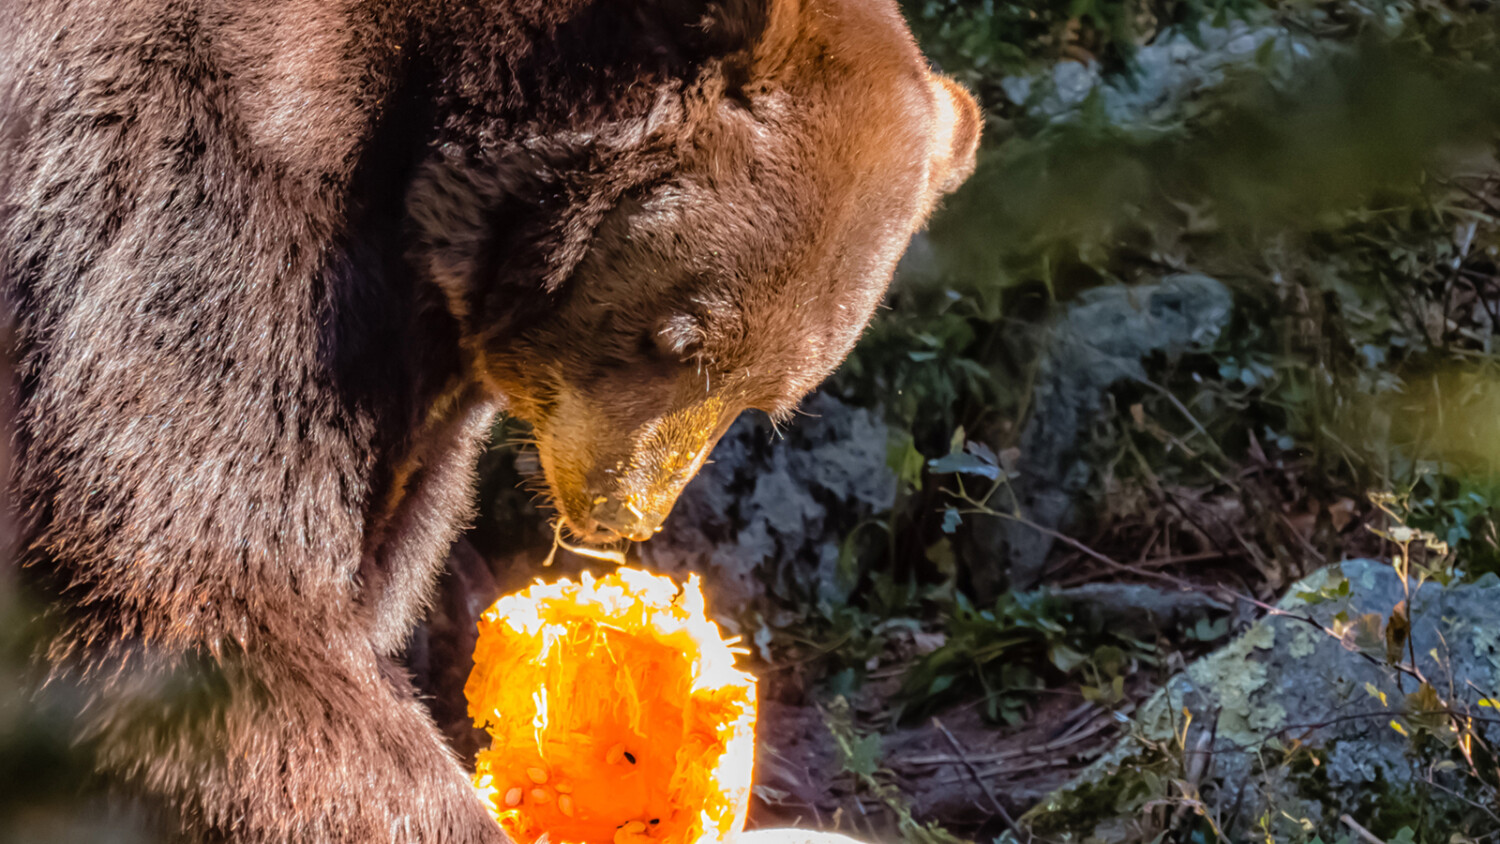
[0,0,978,841]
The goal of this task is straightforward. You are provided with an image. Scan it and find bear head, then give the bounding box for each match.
[409,0,980,544]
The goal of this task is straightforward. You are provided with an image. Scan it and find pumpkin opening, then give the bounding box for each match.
[467,569,756,844]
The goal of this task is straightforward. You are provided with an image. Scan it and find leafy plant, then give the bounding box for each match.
[894,589,1151,724]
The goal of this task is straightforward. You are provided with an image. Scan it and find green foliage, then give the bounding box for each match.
[894,589,1152,724]
[823,697,973,844]
[833,0,1500,610]
[925,25,1500,294]
[901,0,1266,83]
[837,290,1011,452]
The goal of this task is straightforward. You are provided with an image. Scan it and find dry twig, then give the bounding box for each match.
[1340,814,1387,844]
[932,717,1023,839]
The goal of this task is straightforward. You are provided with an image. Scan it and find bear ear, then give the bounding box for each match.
[650,0,797,60]
[928,75,982,198]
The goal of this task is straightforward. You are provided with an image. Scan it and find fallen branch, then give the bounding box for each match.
[932,717,1023,839]
[1340,814,1387,844]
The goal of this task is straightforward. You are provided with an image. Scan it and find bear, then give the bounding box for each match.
[0,0,979,841]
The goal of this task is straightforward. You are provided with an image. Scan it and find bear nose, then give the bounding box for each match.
[587,496,661,543]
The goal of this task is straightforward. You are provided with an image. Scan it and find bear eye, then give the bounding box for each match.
[648,314,706,362]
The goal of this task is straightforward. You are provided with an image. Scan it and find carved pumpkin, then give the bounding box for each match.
[467,569,757,844]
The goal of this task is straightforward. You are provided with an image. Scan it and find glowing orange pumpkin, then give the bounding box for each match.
[466,569,757,844]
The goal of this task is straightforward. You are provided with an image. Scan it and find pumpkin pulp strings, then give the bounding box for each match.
[542,518,629,567]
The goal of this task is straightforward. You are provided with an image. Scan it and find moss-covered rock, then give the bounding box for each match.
[1024,559,1500,842]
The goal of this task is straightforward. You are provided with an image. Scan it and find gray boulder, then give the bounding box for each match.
[1002,21,1314,127]
[640,392,897,627]
[977,273,1233,591]
[1026,559,1500,842]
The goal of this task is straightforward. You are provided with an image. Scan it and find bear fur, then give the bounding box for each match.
[0,0,978,841]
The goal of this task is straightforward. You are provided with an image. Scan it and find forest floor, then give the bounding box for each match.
[737,467,1416,840]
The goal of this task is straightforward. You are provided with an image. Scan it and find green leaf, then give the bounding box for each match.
[925,537,958,579]
[1254,35,1278,71]
[1092,644,1127,676]
[1345,613,1386,657]
[840,730,883,778]
[928,451,1000,479]
[1405,682,1446,733]
[1189,616,1230,642]
[1049,643,1088,673]
[887,432,925,491]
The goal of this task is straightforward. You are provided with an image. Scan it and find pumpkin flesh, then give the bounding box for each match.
[467,569,756,844]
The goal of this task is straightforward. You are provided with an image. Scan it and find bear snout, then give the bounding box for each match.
[581,494,662,544]
[532,389,736,547]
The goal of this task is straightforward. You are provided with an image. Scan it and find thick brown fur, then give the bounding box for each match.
[0,0,978,841]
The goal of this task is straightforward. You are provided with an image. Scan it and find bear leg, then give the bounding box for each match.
[72,624,509,843]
